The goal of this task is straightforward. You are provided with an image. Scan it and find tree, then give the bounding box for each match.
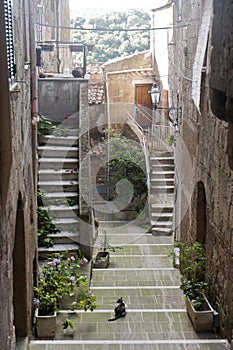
[71,9,150,63]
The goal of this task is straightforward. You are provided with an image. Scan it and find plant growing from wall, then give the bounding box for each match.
[38,115,53,137]
[37,189,59,247]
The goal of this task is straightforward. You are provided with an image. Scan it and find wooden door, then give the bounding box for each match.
[135,84,153,127]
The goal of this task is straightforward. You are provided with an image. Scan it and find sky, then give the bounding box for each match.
[69,0,159,11]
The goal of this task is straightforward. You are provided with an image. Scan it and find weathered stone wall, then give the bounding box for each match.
[37,0,72,73]
[102,51,153,126]
[168,0,233,342]
[0,0,37,348]
[38,78,89,122]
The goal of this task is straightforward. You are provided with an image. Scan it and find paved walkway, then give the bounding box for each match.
[30,221,231,350]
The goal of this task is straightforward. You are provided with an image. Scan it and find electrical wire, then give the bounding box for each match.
[35,22,190,32]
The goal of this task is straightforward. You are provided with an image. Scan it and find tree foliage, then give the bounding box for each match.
[71,9,150,63]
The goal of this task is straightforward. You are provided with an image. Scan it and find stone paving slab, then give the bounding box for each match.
[103,255,173,269]
[91,268,181,287]
[95,233,173,245]
[30,341,231,350]
[54,311,221,341]
[103,245,173,255]
[90,287,185,310]
[30,221,231,350]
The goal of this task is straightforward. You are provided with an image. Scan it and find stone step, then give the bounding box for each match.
[48,231,80,245]
[151,170,175,178]
[39,157,78,170]
[151,220,172,227]
[151,178,174,186]
[93,244,172,256]
[151,203,173,213]
[38,145,79,158]
[38,180,78,192]
[93,233,173,245]
[44,205,79,218]
[152,227,173,236]
[39,135,78,146]
[150,156,174,165]
[30,339,231,350]
[100,254,173,269]
[151,212,173,221]
[38,168,78,181]
[151,185,174,193]
[38,243,80,260]
[40,192,78,207]
[151,164,175,173]
[91,267,180,287]
[52,218,79,232]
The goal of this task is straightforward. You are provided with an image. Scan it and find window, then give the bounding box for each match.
[4,0,15,83]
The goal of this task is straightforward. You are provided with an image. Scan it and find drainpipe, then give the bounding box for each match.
[0,2,12,213]
[28,0,38,188]
[56,0,61,73]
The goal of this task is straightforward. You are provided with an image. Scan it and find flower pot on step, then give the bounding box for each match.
[186,295,214,332]
[93,251,109,268]
[35,308,57,339]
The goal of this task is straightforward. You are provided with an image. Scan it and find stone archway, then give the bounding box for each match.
[196,181,207,246]
[13,195,28,337]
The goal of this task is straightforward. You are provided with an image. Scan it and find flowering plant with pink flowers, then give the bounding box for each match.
[34,250,96,316]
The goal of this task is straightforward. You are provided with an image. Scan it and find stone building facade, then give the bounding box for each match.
[36,0,72,74]
[102,51,154,127]
[0,0,38,348]
[167,0,233,343]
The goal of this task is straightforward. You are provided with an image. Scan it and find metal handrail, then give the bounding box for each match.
[126,112,151,219]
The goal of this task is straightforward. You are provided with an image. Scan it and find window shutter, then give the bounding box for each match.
[4,0,15,82]
[36,5,43,43]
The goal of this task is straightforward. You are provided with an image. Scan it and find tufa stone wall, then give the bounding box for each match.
[168,0,233,342]
[37,0,72,73]
[0,0,37,348]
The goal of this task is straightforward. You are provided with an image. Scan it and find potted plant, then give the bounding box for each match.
[177,241,214,332]
[34,251,96,338]
[93,230,110,268]
[180,279,214,332]
[93,230,121,269]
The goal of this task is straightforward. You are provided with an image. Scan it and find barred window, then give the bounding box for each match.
[4,0,15,83]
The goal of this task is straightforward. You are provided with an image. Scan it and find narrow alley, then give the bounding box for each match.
[30,220,230,350]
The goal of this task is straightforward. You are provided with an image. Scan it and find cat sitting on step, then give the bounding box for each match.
[108,297,127,322]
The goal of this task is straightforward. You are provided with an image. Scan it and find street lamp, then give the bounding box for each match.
[148,83,161,124]
[148,83,182,128]
[148,83,161,106]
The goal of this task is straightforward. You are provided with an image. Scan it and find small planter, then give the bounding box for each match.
[93,251,109,268]
[186,295,214,332]
[35,308,57,339]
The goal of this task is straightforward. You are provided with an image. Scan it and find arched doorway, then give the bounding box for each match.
[13,195,28,337]
[196,181,207,245]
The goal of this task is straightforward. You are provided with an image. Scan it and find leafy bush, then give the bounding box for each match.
[176,242,208,311]
[34,251,97,316]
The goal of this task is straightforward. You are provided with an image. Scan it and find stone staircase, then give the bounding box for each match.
[150,151,175,236]
[37,131,80,258]
[30,221,231,350]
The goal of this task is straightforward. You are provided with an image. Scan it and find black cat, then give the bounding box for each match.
[108,297,127,322]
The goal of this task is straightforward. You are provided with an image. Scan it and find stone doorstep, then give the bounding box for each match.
[29,340,231,347]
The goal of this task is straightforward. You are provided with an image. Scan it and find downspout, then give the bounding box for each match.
[0,1,12,213]
[56,0,61,73]
[29,0,38,187]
